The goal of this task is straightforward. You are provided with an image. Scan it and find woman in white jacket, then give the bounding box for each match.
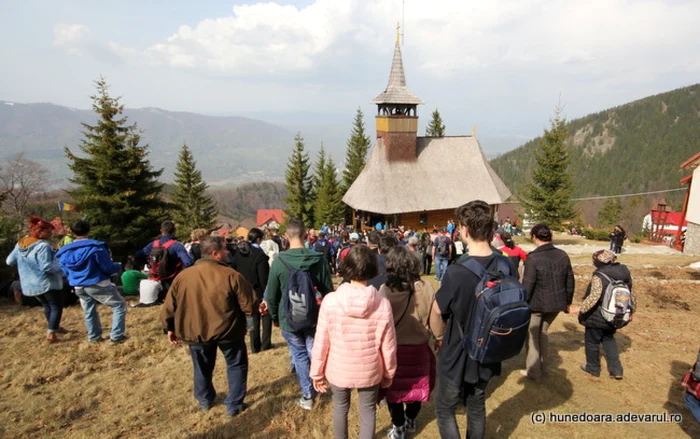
[259,229,280,267]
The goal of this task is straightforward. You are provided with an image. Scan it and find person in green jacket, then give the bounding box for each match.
[264,218,334,411]
[121,262,148,296]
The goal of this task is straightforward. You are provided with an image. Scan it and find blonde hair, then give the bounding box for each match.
[190,228,209,242]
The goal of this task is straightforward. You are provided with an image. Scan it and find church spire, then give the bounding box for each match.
[372,30,422,106]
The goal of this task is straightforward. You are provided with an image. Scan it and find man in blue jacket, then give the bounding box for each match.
[56,220,127,344]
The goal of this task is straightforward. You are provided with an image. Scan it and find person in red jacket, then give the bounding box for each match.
[498,232,528,273]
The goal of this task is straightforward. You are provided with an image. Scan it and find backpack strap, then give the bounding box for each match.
[153,239,162,249]
[162,239,177,249]
[595,271,614,284]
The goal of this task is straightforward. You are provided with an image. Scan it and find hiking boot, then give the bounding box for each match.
[111,335,129,344]
[609,374,623,380]
[296,397,313,411]
[405,418,417,433]
[580,364,600,378]
[387,424,405,439]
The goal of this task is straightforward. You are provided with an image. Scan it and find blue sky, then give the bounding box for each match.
[2,0,700,155]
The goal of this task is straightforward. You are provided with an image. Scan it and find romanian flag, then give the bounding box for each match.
[58,202,75,212]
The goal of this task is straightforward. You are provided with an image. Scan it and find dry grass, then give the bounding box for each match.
[2,262,700,438]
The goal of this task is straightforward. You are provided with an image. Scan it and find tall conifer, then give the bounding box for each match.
[172,143,217,239]
[520,108,575,228]
[342,108,371,195]
[313,146,343,228]
[65,78,167,259]
[284,133,314,226]
[425,109,446,137]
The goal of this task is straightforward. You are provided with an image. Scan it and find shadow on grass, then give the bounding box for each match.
[664,360,700,438]
[187,374,298,439]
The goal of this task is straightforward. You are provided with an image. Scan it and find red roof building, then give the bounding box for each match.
[256,209,286,229]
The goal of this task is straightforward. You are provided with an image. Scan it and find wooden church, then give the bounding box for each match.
[343,33,512,230]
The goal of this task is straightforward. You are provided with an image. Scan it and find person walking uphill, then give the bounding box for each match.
[310,246,397,439]
[522,223,575,380]
[379,246,436,439]
[429,201,515,439]
[578,250,634,379]
[161,236,255,416]
[56,220,127,343]
[6,216,65,343]
[265,218,334,411]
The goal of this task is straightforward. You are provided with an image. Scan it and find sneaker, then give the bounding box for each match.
[296,397,313,411]
[609,374,623,380]
[110,335,129,344]
[405,418,417,433]
[88,337,105,344]
[387,424,405,439]
[199,400,214,411]
[580,364,600,378]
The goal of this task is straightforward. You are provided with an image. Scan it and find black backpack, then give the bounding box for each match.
[148,239,179,281]
[436,236,450,258]
[279,256,322,331]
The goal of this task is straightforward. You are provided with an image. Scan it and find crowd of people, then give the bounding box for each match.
[3,204,700,437]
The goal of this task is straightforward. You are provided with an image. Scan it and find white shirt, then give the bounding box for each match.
[139,279,162,304]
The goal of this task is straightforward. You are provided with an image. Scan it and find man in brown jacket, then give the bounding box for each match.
[161,236,255,416]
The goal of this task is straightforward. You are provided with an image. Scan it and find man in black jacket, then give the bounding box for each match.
[521,223,575,380]
[229,228,270,353]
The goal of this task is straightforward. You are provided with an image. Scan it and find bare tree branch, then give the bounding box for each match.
[0,153,50,222]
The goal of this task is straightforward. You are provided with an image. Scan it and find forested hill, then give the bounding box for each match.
[490,84,700,198]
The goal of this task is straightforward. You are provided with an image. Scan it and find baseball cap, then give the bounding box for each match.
[349,232,360,242]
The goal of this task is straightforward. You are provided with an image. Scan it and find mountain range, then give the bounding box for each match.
[490,84,700,200]
[0,101,300,186]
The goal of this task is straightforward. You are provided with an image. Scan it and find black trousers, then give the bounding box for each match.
[435,377,488,439]
[422,254,432,275]
[388,402,421,427]
[585,326,623,377]
[249,312,272,353]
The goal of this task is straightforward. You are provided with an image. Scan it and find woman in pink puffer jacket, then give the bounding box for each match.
[310,246,397,439]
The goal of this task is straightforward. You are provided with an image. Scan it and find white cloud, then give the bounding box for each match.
[53,23,90,55]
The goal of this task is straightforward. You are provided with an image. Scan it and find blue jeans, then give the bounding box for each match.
[686,392,700,424]
[282,328,315,399]
[75,284,127,341]
[435,257,449,282]
[189,340,248,413]
[34,289,63,333]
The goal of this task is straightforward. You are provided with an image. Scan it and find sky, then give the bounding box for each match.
[1,0,700,154]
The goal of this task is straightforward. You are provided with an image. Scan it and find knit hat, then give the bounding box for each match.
[593,249,617,265]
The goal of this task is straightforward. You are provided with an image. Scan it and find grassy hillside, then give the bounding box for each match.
[490,84,700,198]
[210,182,287,224]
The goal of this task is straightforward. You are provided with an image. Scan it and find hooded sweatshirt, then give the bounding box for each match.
[266,248,334,332]
[6,237,63,296]
[310,282,397,389]
[55,239,121,287]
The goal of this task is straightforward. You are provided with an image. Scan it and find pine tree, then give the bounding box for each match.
[65,77,167,260]
[172,143,218,239]
[341,108,371,195]
[598,198,622,227]
[425,109,446,137]
[520,108,575,228]
[313,146,344,228]
[284,133,314,226]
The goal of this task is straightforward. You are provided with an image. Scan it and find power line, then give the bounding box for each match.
[502,188,687,204]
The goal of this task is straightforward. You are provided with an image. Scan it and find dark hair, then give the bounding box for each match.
[379,235,399,253]
[502,232,515,249]
[70,219,91,237]
[455,200,493,241]
[124,262,134,271]
[368,231,381,246]
[248,227,264,243]
[385,246,421,292]
[530,223,553,242]
[286,218,305,240]
[340,245,378,282]
[161,220,176,236]
[200,236,225,257]
[340,230,349,242]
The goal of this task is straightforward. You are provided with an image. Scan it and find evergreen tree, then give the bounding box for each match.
[284,133,314,226]
[313,146,344,228]
[65,78,167,260]
[520,108,576,228]
[342,108,371,195]
[172,143,218,239]
[598,198,622,227]
[425,108,446,137]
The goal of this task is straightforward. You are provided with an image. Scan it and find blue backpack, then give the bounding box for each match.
[278,257,321,331]
[457,256,531,364]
